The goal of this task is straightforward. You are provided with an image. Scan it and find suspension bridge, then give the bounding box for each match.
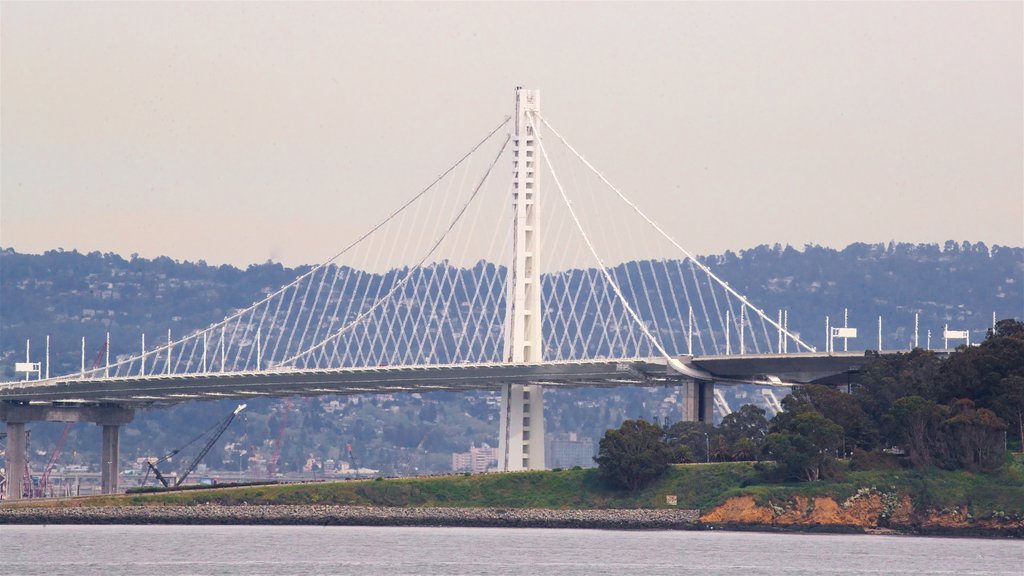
[2,88,878,499]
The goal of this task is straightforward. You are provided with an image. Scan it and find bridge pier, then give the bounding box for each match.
[680,380,714,423]
[0,402,134,500]
[101,424,121,495]
[3,421,27,500]
[498,383,546,471]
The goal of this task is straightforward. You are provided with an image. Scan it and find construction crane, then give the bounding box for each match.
[35,423,73,497]
[93,340,108,371]
[266,398,292,478]
[144,404,246,488]
[21,343,107,497]
[345,440,363,478]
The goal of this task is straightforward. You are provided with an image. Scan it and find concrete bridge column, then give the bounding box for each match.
[1,401,133,498]
[100,424,121,495]
[680,380,714,423]
[498,383,546,471]
[4,421,27,500]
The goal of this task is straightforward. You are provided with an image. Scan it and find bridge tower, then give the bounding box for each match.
[499,87,546,471]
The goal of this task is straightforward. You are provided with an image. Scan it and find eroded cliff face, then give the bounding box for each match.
[700,491,1023,536]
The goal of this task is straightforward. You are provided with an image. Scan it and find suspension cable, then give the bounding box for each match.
[61,116,513,380]
[538,115,814,353]
[532,117,670,361]
[285,133,512,366]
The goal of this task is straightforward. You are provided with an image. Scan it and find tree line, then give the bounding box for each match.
[596,319,1023,489]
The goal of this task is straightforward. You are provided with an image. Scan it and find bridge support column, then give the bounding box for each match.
[680,380,714,423]
[498,383,545,471]
[0,402,134,498]
[3,421,27,500]
[100,424,121,495]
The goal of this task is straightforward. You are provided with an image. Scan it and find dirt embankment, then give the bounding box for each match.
[700,492,1024,537]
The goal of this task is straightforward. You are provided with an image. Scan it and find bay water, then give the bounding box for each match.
[2,525,1021,575]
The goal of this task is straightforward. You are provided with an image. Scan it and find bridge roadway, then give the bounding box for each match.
[0,351,881,500]
[0,351,877,405]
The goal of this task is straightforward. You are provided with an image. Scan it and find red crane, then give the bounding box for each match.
[35,423,72,497]
[266,398,292,478]
[92,340,108,372]
[24,342,105,497]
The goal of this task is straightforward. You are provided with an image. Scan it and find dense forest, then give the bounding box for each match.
[0,241,1020,476]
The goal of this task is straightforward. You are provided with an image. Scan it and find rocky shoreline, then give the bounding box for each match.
[0,504,702,529]
[2,500,1019,537]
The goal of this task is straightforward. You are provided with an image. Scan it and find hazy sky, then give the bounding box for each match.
[2,2,1021,267]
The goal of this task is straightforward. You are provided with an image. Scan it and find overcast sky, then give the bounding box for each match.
[2,2,1021,267]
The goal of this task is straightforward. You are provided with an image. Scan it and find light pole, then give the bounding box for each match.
[705,433,710,463]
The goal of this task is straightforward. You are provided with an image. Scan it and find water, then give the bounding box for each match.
[2,525,1021,575]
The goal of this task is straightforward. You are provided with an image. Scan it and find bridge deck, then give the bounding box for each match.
[0,360,672,404]
[0,352,889,405]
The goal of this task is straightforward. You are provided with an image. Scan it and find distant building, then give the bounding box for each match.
[546,433,595,469]
[451,443,498,473]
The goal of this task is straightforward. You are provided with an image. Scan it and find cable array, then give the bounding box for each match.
[56,109,814,382]
[533,114,814,359]
[63,118,515,379]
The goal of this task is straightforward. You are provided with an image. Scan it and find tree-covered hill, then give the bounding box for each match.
[0,242,1020,476]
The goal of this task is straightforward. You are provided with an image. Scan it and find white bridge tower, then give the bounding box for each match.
[499,87,546,471]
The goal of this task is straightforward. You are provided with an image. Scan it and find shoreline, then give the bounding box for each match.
[0,505,701,530]
[1,504,1019,538]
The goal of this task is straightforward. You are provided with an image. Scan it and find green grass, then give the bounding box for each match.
[9,464,758,510]
[10,454,1023,518]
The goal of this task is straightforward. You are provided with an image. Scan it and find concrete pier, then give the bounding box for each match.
[498,383,546,471]
[680,380,714,423]
[100,424,121,495]
[4,421,27,500]
[1,402,134,500]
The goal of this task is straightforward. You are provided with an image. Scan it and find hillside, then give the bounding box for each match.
[0,242,1020,476]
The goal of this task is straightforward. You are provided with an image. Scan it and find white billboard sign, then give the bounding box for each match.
[832,327,858,338]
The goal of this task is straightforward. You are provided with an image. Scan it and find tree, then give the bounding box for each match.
[728,437,761,462]
[790,412,844,457]
[936,400,1007,472]
[990,318,1024,340]
[994,375,1024,451]
[595,419,672,490]
[763,432,823,482]
[936,319,1024,411]
[765,412,844,482]
[791,385,877,447]
[720,404,769,444]
[776,384,877,455]
[718,404,769,460]
[890,396,944,468]
[663,420,713,463]
[854,350,944,443]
